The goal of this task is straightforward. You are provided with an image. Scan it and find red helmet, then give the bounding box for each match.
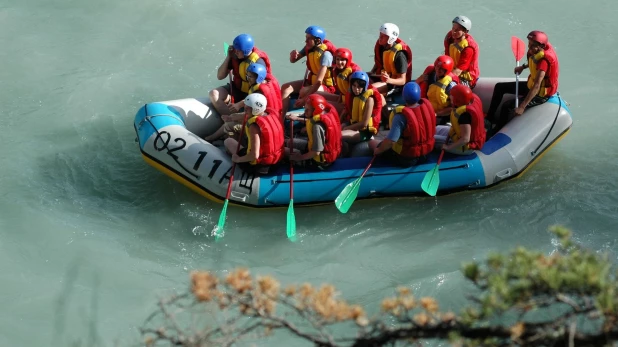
[527,30,548,47]
[434,55,454,74]
[335,48,353,68]
[307,94,327,112]
[450,85,473,107]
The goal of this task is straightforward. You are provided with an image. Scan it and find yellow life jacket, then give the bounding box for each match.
[382,43,403,76]
[427,75,453,111]
[335,67,354,101]
[527,51,548,98]
[448,38,473,82]
[448,105,470,151]
[351,89,378,134]
[389,105,406,154]
[239,52,262,93]
[308,43,334,87]
[245,115,260,165]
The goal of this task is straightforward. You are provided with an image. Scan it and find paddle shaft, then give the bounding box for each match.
[515,61,520,108]
[289,121,294,200]
[224,42,235,103]
[223,114,248,200]
[360,156,376,178]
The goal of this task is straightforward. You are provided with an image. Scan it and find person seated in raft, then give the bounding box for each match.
[205,64,282,142]
[313,48,362,115]
[434,85,486,155]
[285,94,342,170]
[416,55,459,120]
[224,94,284,175]
[209,34,271,116]
[368,23,413,97]
[281,25,337,119]
[486,30,560,134]
[443,16,480,89]
[370,82,436,167]
[341,71,383,145]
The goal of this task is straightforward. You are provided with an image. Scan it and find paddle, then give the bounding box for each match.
[214,114,248,240]
[421,147,447,197]
[511,36,526,108]
[335,156,376,213]
[286,122,297,240]
[223,42,235,103]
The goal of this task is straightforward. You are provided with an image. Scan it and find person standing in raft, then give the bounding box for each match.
[486,30,560,133]
[285,94,342,170]
[224,93,284,175]
[280,25,337,118]
[341,71,383,144]
[443,16,480,89]
[369,23,413,97]
[435,85,486,155]
[416,55,459,120]
[314,48,362,115]
[209,34,271,116]
[205,63,282,142]
[370,82,436,167]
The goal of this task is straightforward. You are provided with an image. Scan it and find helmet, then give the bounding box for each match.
[246,63,267,84]
[349,71,369,91]
[434,55,454,74]
[233,34,254,56]
[379,23,400,45]
[450,85,473,107]
[527,30,548,47]
[402,82,421,104]
[244,93,267,116]
[305,25,326,41]
[335,48,353,68]
[452,16,472,31]
[307,94,327,112]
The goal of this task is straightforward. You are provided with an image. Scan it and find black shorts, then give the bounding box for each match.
[236,148,272,175]
[224,83,248,103]
[381,147,426,168]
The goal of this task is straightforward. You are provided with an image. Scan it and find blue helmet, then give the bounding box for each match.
[305,25,326,41]
[233,34,254,56]
[403,82,421,104]
[246,63,267,83]
[349,71,369,91]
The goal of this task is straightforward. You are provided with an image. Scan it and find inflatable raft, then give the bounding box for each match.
[133,77,572,208]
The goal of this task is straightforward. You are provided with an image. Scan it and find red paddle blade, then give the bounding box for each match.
[511,36,526,62]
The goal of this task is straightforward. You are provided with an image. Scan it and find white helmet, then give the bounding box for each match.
[379,23,399,45]
[452,16,471,31]
[244,93,267,116]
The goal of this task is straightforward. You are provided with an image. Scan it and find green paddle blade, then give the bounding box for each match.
[286,200,297,241]
[421,165,441,197]
[214,199,229,240]
[223,42,229,56]
[335,178,362,213]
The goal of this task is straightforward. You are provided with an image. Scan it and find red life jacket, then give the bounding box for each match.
[303,40,337,86]
[443,32,480,87]
[248,113,284,165]
[309,106,342,163]
[344,85,384,133]
[231,47,272,91]
[465,93,486,150]
[249,72,283,120]
[419,64,460,100]
[528,42,559,97]
[332,62,361,96]
[373,38,413,82]
[397,99,436,158]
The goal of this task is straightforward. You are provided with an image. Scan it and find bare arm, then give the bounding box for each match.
[235,125,260,163]
[374,138,393,155]
[216,55,232,80]
[385,72,406,86]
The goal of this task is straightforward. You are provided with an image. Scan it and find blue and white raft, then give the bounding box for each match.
[133,77,572,208]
